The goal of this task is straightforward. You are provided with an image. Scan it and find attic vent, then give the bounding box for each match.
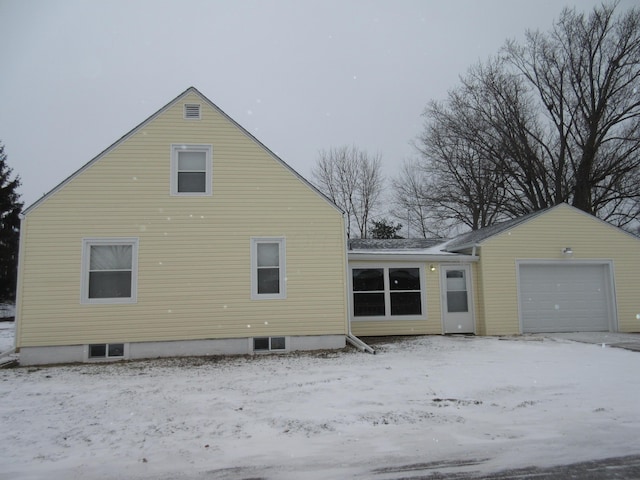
[184,103,201,119]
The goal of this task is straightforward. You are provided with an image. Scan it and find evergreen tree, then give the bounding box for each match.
[369,218,404,239]
[0,142,23,303]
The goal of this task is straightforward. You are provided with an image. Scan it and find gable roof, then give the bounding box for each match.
[445,209,547,252]
[445,203,640,252]
[23,87,340,216]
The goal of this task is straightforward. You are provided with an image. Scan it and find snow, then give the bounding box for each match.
[0,321,15,354]
[0,303,15,319]
[1,335,640,479]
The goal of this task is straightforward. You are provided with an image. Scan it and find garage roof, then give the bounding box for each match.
[446,209,547,252]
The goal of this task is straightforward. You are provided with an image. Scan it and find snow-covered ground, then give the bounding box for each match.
[1,334,640,480]
[0,303,15,319]
[0,320,15,354]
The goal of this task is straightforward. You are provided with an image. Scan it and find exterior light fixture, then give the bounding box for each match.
[430,264,436,272]
[562,247,573,256]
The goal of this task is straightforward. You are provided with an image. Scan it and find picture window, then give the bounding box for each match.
[352,266,424,319]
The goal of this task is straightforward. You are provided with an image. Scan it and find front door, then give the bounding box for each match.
[441,265,474,334]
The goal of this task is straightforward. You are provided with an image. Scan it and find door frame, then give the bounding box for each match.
[439,264,475,334]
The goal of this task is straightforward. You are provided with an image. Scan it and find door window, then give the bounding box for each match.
[446,270,468,313]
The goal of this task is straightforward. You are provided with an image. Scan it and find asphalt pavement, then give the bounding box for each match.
[369,454,640,479]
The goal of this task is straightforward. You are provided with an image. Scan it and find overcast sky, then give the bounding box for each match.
[1,0,635,208]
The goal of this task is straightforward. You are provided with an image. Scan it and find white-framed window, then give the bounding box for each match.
[170,144,212,196]
[86,343,129,361]
[252,336,287,352]
[251,237,286,300]
[81,238,139,304]
[351,265,424,320]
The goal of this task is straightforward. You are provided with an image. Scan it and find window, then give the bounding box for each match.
[353,268,385,316]
[446,270,468,313]
[89,343,125,358]
[390,268,422,315]
[352,266,424,319]
[253,337,286,352]
[170,144,212,196]
[82,238,138,304]
[251,238,286,299]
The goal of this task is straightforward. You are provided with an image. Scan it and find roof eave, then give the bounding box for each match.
[445,242,479,253]
[348,252,479,262]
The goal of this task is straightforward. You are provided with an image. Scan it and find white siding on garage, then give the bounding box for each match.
[518,262,614,333]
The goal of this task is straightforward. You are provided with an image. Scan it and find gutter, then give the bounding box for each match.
[348,252,479,262]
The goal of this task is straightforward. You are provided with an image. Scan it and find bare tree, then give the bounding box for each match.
[412,2,640,232]
[410,59,543,232]
[312,145,383,238]
[505,2,640,227]
[392,160,433,238]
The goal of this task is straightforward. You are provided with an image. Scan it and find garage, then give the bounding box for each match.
[518,262,614,333]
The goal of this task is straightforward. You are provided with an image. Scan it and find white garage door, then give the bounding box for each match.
[519,263,612,333]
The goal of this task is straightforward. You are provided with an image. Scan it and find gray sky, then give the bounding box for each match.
[1,0,634,208]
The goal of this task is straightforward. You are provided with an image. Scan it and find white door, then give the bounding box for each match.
[519,263,613,333]
[441,265,474,334]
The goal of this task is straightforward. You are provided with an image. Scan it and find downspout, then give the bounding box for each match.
[347,332,376,354]
[343,214,375,354]
[12,213,27,360]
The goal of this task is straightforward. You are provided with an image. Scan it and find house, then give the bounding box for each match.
[348,204,640,336]
[15,89,640,366]
[15,87,350,365]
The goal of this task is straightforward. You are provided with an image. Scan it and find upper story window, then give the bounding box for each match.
[81,238,139,304]
[251,238,286,300]
[170,144,212,196]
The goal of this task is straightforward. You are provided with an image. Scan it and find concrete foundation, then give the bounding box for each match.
[18,335,346,366]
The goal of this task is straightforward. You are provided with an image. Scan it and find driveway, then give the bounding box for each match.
[538,332,640,352]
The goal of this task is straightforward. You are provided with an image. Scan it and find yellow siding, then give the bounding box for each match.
[477,204,640,335]
[17,91,348,347]
[470,260,485,335]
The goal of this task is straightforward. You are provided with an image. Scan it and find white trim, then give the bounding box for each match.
[81,238,139,304]
[439,264,475,334]
[250,237,286,300]
[515,259,618,333]
[349,263,426,322]
[170,144,213,196]
[14,216,27,350]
